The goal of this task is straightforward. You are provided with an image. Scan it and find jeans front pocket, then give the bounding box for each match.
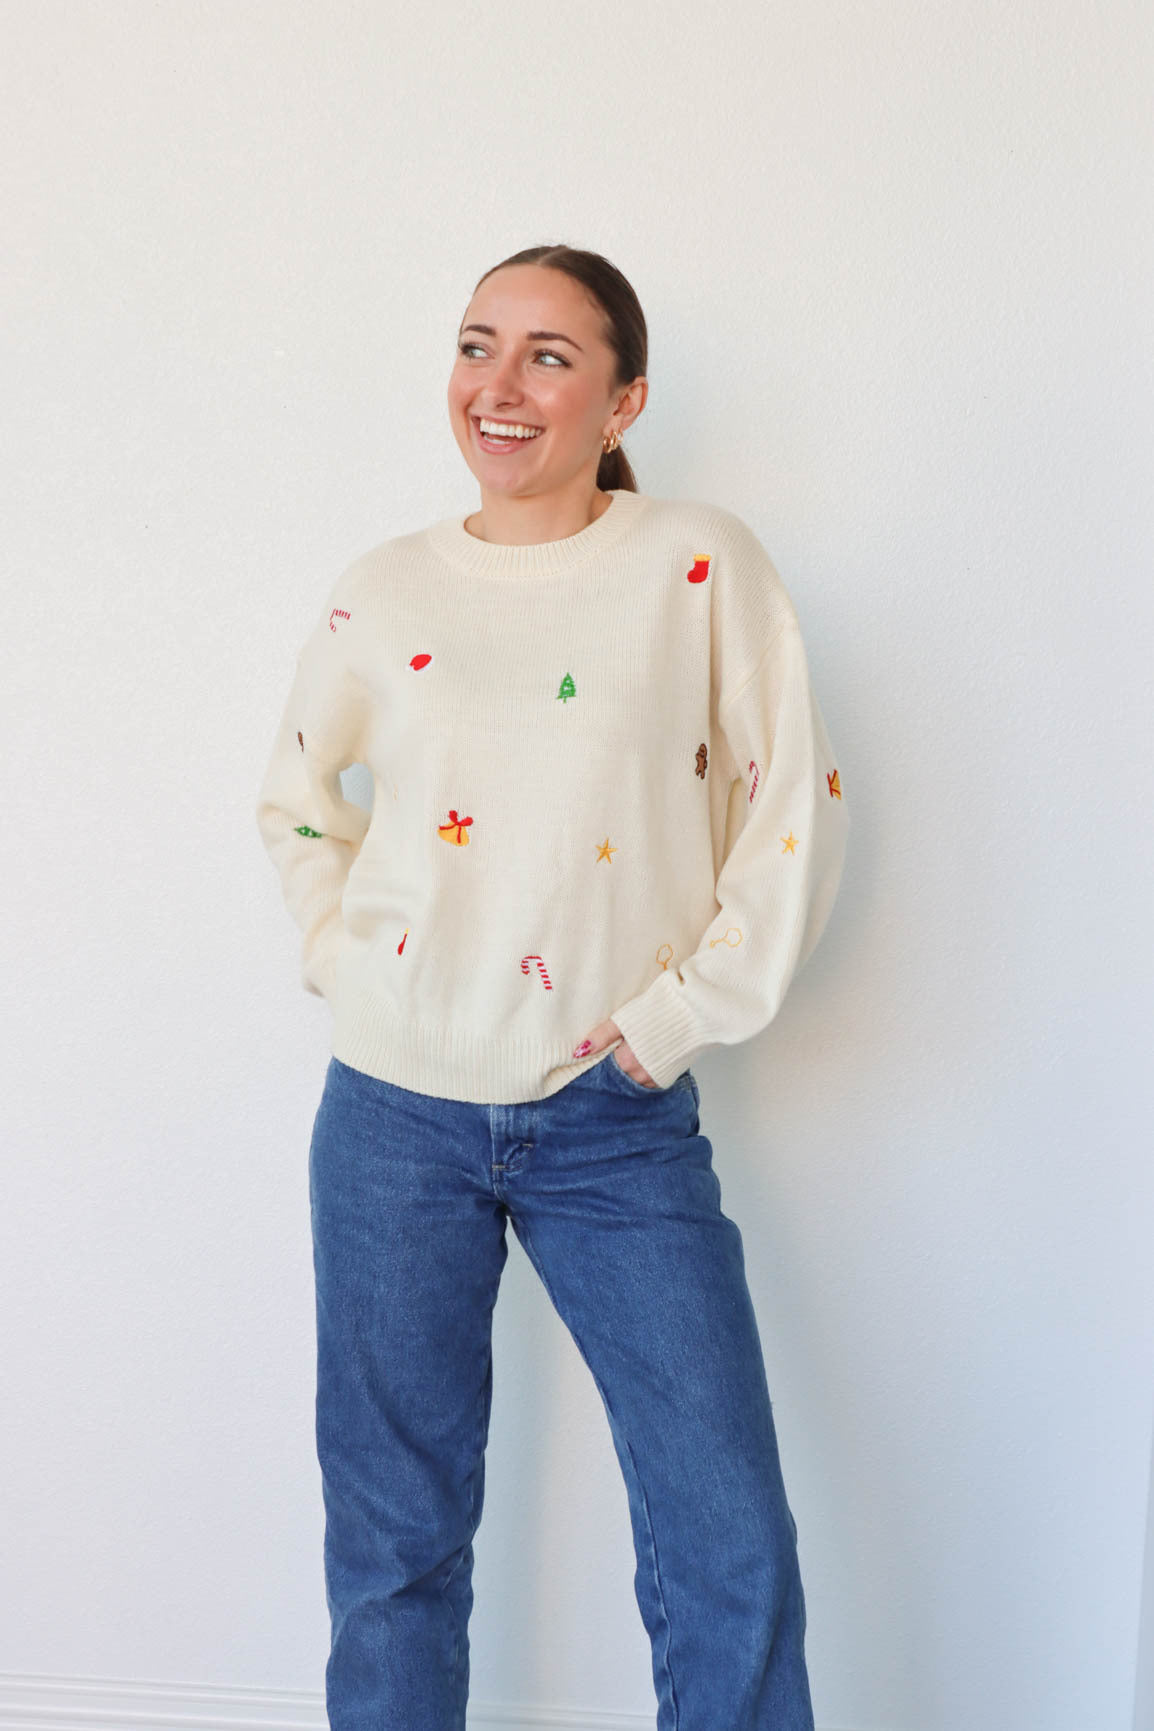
[601,1046,692,1099]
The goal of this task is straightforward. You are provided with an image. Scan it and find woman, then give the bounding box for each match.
[256,243,849,1731]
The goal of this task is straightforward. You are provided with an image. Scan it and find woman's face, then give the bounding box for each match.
[448,263,644,501]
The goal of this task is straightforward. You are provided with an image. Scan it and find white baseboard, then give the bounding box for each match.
[0,1673,663,1731]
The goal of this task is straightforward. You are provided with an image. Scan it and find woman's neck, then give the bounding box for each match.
[463,485,613,547]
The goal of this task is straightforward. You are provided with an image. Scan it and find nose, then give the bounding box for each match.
[487,353,526,410]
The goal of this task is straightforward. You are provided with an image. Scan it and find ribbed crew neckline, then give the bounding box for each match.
[424,487,652,577]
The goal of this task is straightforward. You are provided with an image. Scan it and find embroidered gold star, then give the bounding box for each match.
[781,832,799,854]
[595,837,618,863]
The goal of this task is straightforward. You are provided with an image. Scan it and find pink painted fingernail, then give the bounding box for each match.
[572,1040,592,1058]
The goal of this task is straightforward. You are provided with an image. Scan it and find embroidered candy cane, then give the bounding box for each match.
[329,607,351,633]
[521,955,554,991]
[748,759,760,802]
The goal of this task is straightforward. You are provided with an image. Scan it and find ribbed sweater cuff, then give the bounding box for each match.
[608,972,709,1092]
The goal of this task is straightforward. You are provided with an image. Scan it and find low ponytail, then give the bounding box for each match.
[596,440,639,494]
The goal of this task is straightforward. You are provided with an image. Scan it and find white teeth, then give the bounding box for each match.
[478,418,542,439]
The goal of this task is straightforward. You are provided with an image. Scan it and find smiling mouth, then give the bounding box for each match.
[472,416,544,450]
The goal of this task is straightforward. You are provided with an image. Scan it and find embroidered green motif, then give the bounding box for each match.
[556,672,576,702]
[294,824,323,838]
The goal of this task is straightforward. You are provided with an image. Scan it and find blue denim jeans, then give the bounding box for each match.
[307,1050,815,1731]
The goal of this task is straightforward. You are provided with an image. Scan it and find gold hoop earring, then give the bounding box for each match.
[602,429,621,454]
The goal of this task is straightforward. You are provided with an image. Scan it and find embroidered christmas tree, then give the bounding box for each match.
[556,673,576,702]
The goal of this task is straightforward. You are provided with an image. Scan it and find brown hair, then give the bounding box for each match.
[469,244,647,493]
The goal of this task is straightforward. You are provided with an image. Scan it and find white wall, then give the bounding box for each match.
[4,2,1152,1728]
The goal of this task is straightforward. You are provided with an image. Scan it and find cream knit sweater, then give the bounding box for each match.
[255,488,849,1103]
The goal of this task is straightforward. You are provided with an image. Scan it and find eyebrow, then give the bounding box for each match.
[459,323,585,353]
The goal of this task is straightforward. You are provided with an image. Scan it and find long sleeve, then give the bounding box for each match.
[254,584,372,1003]
[608,615,849,1089]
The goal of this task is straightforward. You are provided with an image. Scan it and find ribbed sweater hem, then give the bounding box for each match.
[330,986,608,1105]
